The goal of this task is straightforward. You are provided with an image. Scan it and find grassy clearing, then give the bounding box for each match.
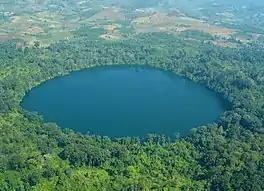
[100,34,121,40]
[211,41,237,48]
[133,13,235,37]
[87,8,125,21]
[36,31,73,47]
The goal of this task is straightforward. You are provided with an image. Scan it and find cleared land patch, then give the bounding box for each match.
[133,13,235,37]
[100,34,121,40]
[87,8,125,21]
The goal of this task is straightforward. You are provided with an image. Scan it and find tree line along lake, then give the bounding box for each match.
[21,65,226,138]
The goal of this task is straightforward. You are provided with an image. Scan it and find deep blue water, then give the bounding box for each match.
[21,65,225,138]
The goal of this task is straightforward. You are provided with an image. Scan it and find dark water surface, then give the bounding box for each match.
[22,65,225,137]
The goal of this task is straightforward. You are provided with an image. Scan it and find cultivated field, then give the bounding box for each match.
[133,12,235,37]
[1,2,260,47]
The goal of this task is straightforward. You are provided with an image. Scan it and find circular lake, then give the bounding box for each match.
[21,65,225,138]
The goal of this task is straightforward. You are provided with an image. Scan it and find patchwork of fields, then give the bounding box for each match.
[0,1,261,47]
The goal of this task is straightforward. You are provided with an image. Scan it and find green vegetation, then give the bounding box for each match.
[1,0,264,190]
[3,0,263,47]
[0,31,264,190]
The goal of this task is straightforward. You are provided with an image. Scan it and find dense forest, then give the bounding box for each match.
[1,31,264,190]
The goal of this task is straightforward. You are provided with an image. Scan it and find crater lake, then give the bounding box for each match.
[21,65,226,138]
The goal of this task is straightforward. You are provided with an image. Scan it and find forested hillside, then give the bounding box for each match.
[0,32,264,190]
[1,0,264,190]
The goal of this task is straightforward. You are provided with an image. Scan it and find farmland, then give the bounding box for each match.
[132,12,235,37]
[0,0,263,47]
[2,1,264,190]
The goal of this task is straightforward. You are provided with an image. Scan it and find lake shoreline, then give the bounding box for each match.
[21,64,227,138]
